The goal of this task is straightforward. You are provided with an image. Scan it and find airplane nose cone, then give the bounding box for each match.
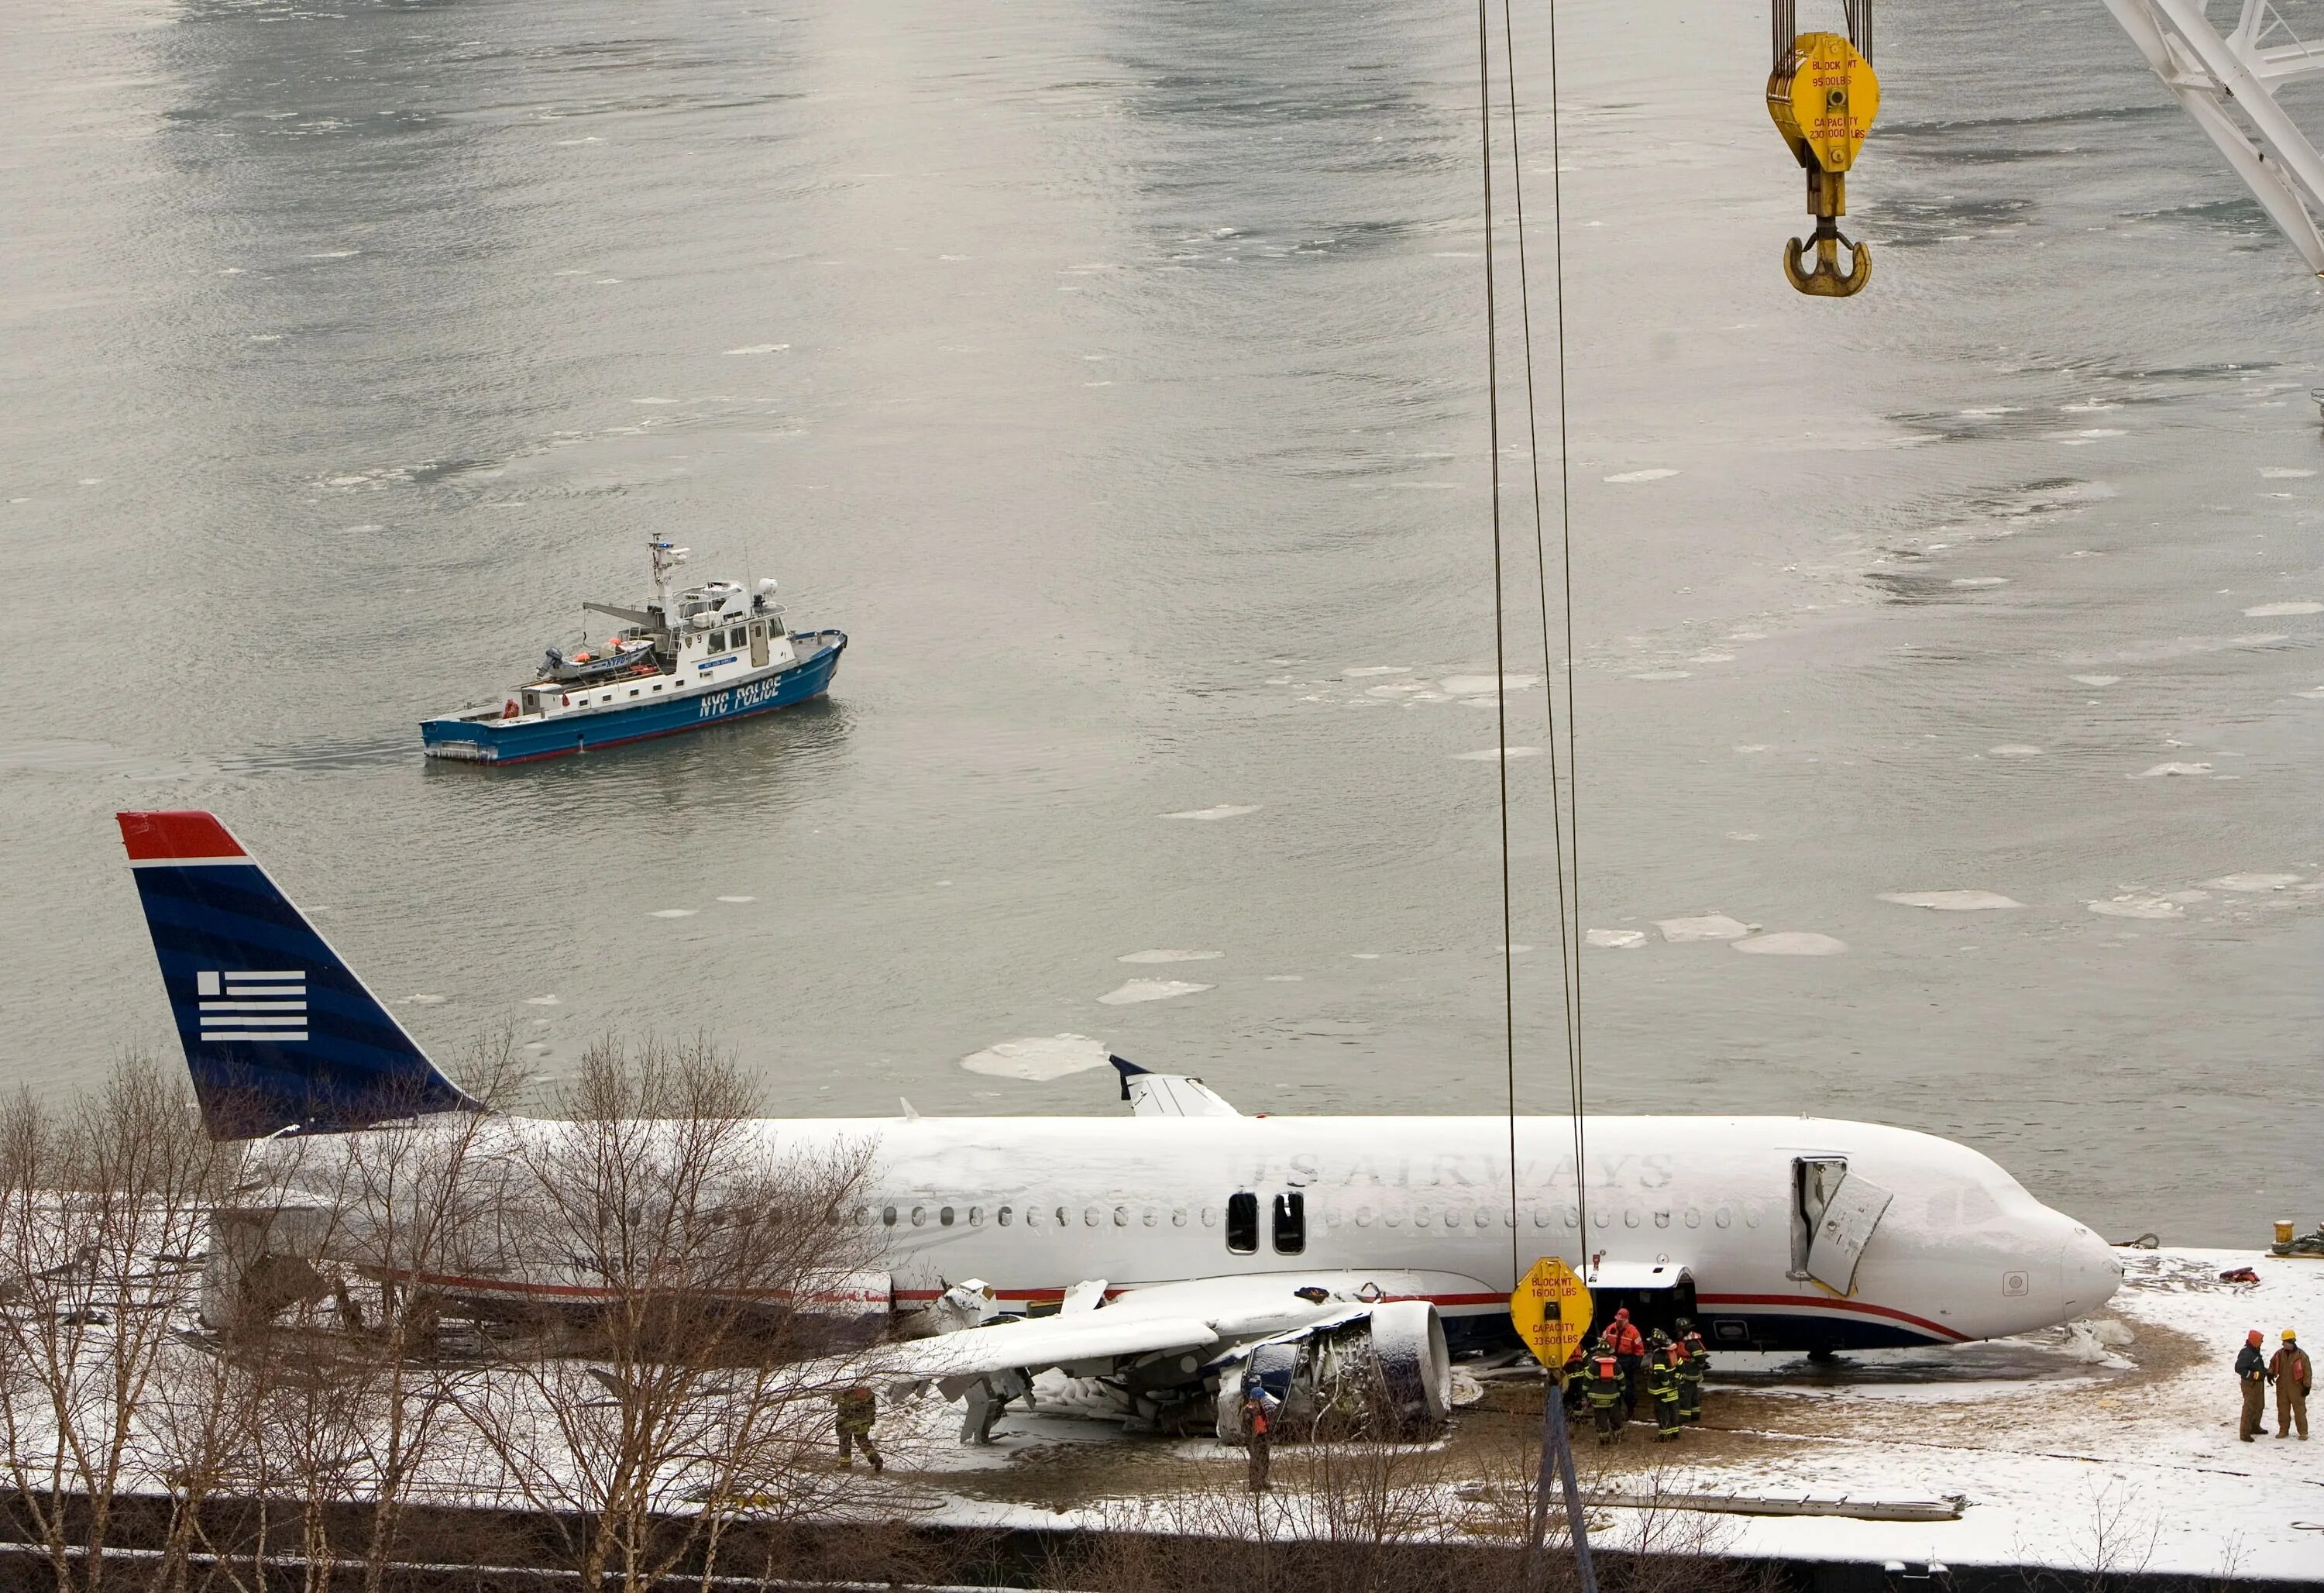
[2060,1223,2122,1316]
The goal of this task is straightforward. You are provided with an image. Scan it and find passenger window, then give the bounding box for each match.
[940,1206,954,1227]
[1226,1192,1259,1254]
[997,1206,1012,1227]
[1272,1192,1305,1255]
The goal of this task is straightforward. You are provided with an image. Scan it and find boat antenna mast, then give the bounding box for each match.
[648,537,690,639]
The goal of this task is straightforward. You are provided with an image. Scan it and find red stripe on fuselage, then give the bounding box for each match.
[1696,1292,1965,1342]
[117,810,246,862]
[378,1270,1957,1343]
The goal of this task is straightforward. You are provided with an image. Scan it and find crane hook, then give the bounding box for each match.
[1782,167,1870,297]
[1783,231,1871,297]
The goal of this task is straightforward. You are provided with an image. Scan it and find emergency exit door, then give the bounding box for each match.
[1792,1158,1893,1296]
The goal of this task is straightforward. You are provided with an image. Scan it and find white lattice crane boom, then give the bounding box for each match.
[2102,0,2324,274]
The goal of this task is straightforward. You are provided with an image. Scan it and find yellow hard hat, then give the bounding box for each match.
[2287,1329,2299,1341]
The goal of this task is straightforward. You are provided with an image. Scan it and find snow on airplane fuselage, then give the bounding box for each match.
[115,810,2122,1430]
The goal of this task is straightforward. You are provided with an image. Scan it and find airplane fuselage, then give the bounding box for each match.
[279,1110,2121,1354]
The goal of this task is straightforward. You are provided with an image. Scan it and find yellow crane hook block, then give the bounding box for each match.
[1768,30,1879,297]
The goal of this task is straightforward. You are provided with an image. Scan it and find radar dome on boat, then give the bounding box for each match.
[758,578,779,596]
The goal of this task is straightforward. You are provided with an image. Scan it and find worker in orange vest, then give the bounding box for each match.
[1241,1373,1278,1492]
[1607,1307,1646,1422]
[1583,1337,1626,1444]
[2271,1329,2312,1440]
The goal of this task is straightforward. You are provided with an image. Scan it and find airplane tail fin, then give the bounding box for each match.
[116,811,476,1140]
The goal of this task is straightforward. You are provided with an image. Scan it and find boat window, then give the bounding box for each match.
[1271,1192,1305,1254]
[629,689,640,698]
[882,1206,896,1227]
[1226,1192,1258,1254]
[940,1206,954,1227]
[910,1206,927,1227]
[997,1206,1012,1227]
[967,1206,982,1227]
[652,684,662,692]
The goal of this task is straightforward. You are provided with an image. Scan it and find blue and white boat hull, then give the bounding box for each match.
[421,632,845,766]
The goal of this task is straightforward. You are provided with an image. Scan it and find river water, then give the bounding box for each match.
[4,0,2318,1246]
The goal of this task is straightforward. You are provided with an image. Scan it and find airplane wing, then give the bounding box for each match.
[1109,1056,1239,1117]
[877,1271,1432,1384]
[889,1309,1223,1381]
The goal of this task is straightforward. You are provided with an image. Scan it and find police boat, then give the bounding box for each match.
[419,538,846,765]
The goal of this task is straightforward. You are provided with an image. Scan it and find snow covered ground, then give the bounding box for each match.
[867,1247,2324,1581]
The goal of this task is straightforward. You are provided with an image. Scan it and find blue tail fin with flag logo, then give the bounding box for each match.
[118,811,476,1139]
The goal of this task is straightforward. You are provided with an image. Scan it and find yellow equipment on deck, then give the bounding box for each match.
[1768,1,1879,297]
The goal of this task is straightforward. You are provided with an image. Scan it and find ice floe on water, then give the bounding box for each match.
[2242,600,2322,617]
[1657,914,1752,943]
[1164,803,1260,821]
[724,343,789,355]
[1117,948,1223,963]
[1366,680,1427,697]
[525,995,560,1006]
[649,908,698,918]
[1454,746,1542,761]
[1879,890,2023,911]
[1603,468,1679,483]
[1263,975,1303,982]
[1988,745,2044,758]
[410,994,448,1005]
[716,895,756,903]
[1341,666,1411,677]
[2071,674,2120,686]
[1630,669,1692,682]
[960,1034,1112,1080]
[1733,931,1847,955]
[1439,673,1539,697]
[1951,576,2008,587]
[1585,929,1645,949]
[2082,633,2286,664]
[2131,762,2212,778]
[1096,979,1212,1005]
[2206,872,2302,892]
[2259,466,2315,478]
[2089,896,2183,919]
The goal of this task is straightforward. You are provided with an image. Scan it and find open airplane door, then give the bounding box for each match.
[1804,1173,1893,1296]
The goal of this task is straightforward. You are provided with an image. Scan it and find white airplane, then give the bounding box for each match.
[119,810,2122,1439]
